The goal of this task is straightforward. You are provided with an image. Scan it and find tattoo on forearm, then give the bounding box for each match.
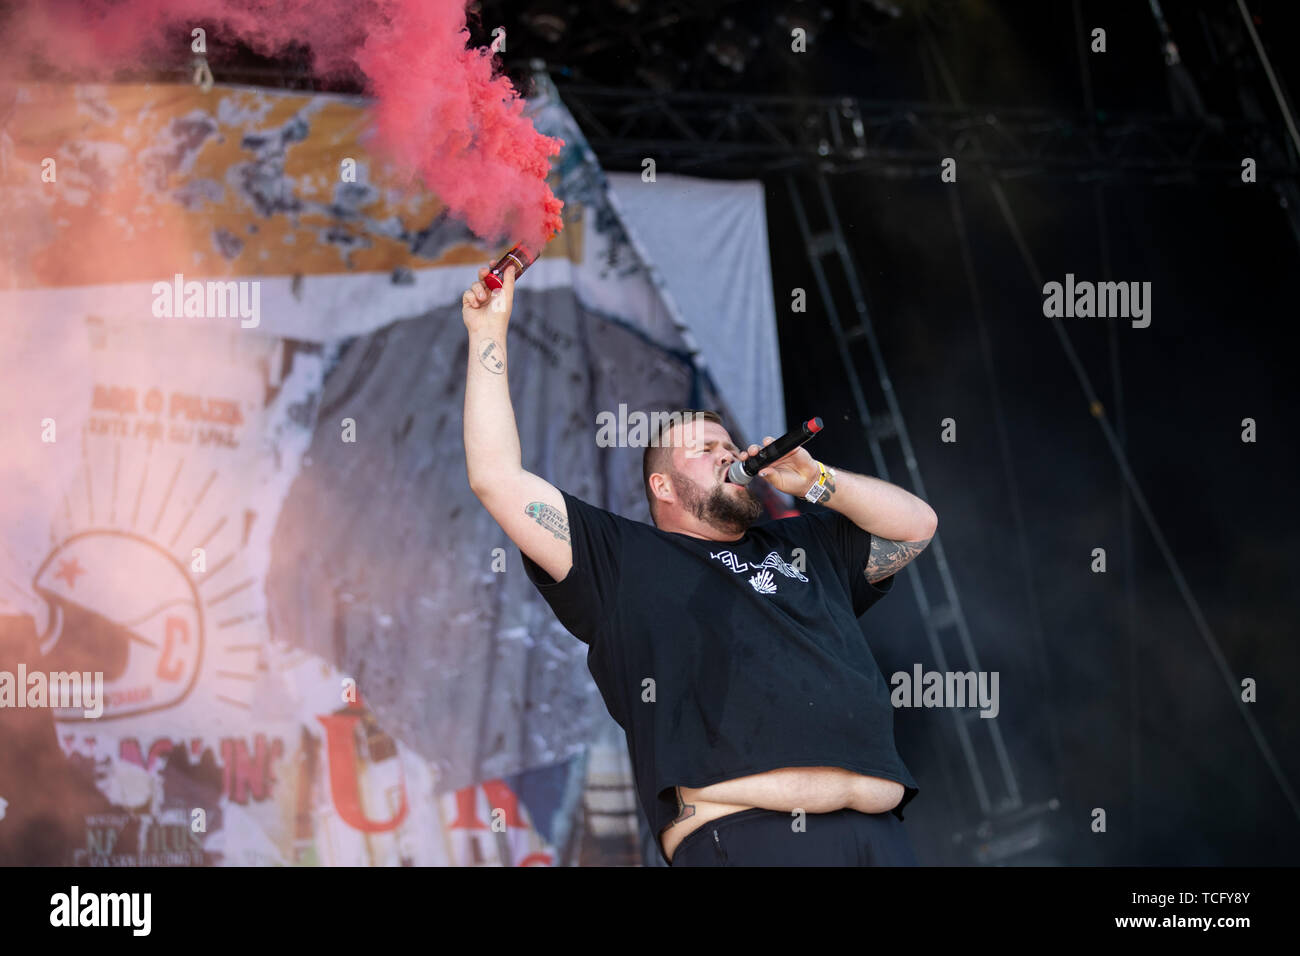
[666,786,696,828]
[476,338,505,374]
[525,501,569,542]
[865,533,932,582]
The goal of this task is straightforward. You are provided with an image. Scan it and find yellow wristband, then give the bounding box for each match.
[804,461,830,502]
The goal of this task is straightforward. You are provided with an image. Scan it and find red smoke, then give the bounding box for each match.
[0,0,564,251]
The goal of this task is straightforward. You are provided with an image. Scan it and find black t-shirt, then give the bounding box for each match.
[520,488,920,865]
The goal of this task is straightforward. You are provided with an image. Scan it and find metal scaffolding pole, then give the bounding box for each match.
[555,82,1300,185]
[784,170,1063,863]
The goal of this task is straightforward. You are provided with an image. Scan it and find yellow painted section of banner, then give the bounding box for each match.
[0,83,579,288]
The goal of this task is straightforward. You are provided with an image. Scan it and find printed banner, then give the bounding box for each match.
[0,74,778,865]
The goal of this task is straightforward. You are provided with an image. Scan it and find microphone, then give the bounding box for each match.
[726,417,823,486]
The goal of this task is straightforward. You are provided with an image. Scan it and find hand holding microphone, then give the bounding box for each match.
[728,417,829,500]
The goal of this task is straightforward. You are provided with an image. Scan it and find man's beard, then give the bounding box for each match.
[671,468,764,534]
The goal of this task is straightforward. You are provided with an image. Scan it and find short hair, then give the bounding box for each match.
[642,409,724,525]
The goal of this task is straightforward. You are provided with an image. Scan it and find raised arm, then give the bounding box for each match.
[462,263,573,583]
[736,437,937,584]
[812,467,935,583]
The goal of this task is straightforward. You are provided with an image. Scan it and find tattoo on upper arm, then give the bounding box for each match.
[476,338,505,374]
[865,533,932,582]
[525,501,569,542]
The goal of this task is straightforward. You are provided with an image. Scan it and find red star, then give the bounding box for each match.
[54,557,85,588]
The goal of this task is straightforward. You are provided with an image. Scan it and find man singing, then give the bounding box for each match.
[462,263,936,866]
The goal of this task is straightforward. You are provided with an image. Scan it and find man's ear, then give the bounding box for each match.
[650,473,672,503]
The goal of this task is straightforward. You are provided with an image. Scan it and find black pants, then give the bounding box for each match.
[669,806,919,866]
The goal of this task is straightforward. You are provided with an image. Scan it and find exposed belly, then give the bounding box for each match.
[659,766,905,863]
